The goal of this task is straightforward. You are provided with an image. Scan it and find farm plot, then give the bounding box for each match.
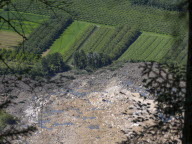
[80,25,141,60]
[63,0,187,36]
[0,9,48,34]
[118,32,177,63]
[162,36,188,65]
[0,31,23,49]
[48,22,140,62]
[48,21,96,61]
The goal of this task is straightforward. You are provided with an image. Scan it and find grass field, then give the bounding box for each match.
[48,21,141,62]
[162,36,188,65]
[0,31,23,49]
[0,9,49,34]
[118,32,187,64]
[48,21,95,60]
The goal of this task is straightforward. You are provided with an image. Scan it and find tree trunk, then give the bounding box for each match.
[183,0,192,143]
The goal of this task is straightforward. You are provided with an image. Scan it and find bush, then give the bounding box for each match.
[31,53,69,76]
[0,111,15,131]
[73,50,112,70]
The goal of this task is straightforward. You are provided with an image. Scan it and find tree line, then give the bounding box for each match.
[73,50,112,70]
[17,14,73,54]
[129,0,187,11]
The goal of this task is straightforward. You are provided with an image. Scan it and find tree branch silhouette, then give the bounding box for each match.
[119,62,186,143]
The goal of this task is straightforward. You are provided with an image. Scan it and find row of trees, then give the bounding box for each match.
[9,0,71,16]
[0,50,69,77]
[18,14,73,54]
[105,26,141,60]
[129,0,187,11]
[0,49,40,64]
[73,50,112,70]
[31,53,69,76]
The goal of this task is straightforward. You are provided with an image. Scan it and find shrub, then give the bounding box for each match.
[40,53,69,76]
[73,50,112,70]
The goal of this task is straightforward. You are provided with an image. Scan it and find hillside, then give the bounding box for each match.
[0,0,189,143]
[0,62,183,143]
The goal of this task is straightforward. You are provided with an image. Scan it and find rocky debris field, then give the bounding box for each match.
[0,62,183,144]
[27,85,156,144]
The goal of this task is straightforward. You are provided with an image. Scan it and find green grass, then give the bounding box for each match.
[78,25,140,60]
[80,27,115,53]
[49,21,93,60]
[49,21,140,62]
[118,32,179,63]
[163,36,188,65]
[0,9,49,34]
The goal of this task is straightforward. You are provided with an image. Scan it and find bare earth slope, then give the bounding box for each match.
[1,62,181,144]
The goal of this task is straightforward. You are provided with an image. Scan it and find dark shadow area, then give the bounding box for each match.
[119,62,186,143]
[0,75,37,143]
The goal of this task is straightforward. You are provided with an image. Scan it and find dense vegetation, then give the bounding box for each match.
[0,49,40,64]
[8,0,67,16]
[31,53,69,76]
[0,0,188,72]
[163,35,188,65]
[63,0,187,36]
[9,0,188,36]
[129,0,187,11]
[73,50,112,70]
[49,22,140,62]
[0,50,69,76]
[118,32,188,65]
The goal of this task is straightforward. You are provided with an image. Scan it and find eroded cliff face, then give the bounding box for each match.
[3,63,181,144]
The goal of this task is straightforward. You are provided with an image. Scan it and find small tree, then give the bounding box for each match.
[41,52,68,75]
[73,50,87,69]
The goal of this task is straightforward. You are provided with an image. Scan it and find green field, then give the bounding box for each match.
[1,0,188,66]
[64,0,188,36]
[48,21,188,65]
[48,21,141,62]
[10,0,188,36]
[0,9,49,34]
[118,32,187,64]
[163,36,188,65]
[49,21,94,61]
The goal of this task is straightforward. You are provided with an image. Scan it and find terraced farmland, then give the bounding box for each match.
[118,32,187,64]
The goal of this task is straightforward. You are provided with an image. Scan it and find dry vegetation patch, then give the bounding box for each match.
[0,31,23,49]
